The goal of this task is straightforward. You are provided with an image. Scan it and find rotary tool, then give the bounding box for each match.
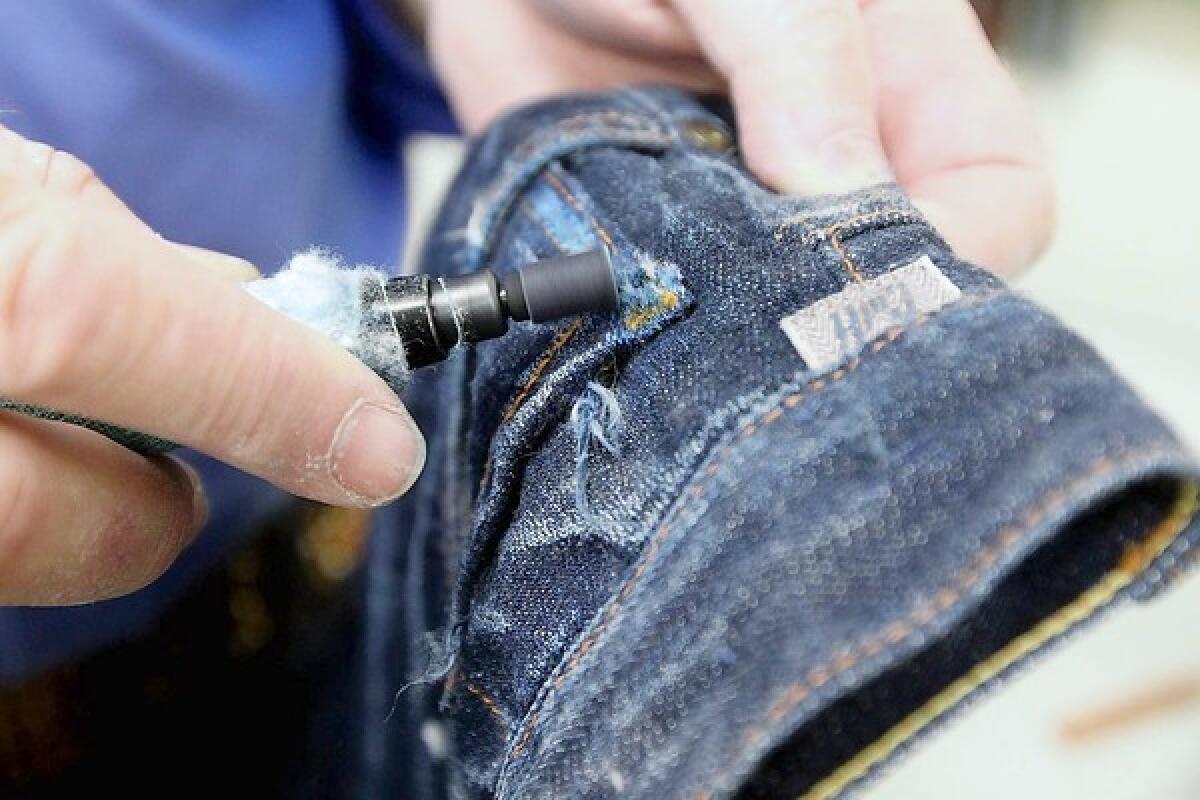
[0,246,620,454]
[369,246,618,368]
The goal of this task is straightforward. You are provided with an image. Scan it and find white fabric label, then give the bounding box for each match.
[779,255,961,373]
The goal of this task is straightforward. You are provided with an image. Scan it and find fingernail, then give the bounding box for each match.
[330,400,426,505]
[178,461,209,534]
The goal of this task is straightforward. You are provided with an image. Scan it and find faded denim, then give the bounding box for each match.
[362,87,1200,799]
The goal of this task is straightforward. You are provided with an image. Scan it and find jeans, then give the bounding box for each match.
[363,87,1200,799]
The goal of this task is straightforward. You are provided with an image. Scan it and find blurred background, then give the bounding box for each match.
[406,1,1200,797]
[863,1,1200,797]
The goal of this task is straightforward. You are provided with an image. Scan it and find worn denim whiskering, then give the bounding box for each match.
[361,87,1200,799]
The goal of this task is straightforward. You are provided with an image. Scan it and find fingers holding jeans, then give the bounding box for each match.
[676,0,893,195]
[861,0,1055,273]
[0,413,204,605]
[431,0,1054,274]
[0,128,425,604]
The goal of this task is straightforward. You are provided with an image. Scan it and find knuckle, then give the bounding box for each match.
[0,130,47,191]
[192,333,293,458]
[41,148,99,197]
[0,131,100,201]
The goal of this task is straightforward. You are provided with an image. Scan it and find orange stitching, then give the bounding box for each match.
[774,205,920,241]
[463,679,510,729]
[503,319,585,429]
[478,318,587,494]
[773,208,922,285]
[861,637,884,659]
[830,222,865,284]
[520,198,568,252]
[827,210,916,284]
[544,169,615,250]
[444,663,460,692]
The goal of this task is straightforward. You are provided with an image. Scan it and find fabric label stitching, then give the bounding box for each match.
[779,255,961,373]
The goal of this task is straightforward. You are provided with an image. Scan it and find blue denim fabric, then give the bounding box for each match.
[366,87,1200,799]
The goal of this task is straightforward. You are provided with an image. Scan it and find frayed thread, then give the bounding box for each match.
[570,381,623,523]
[384,629,457,723]
[617,252,686,331]
[244,249,410,390]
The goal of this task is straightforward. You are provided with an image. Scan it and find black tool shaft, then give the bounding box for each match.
[368,247,618,369]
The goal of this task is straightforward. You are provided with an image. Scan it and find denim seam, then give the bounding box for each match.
[504,114,670,170]
[460,159,693,745]
[477,318,585,497]
[497,289,1007,778]
[543,168,616,249]
[468,164,696,623]
[468,115,674,255]
[828,210,928,284]
[773,205,925,243]
[470,115,676,235]
[623,87,689,127]
[520,197,570,251]
[450,115,678,568]
[461,678,511,731]
[701,459,1197,800]
[768,208,928,285]
[476,161,684,496]
[475,178,585,496]
[473,167,613,496]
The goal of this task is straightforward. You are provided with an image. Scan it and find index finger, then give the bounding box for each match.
[0,132,424,506]
[675,0,893,195]
[863,0,1055,273]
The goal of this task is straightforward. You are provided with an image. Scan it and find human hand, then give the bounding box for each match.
[428,0,1054,275]
[0,127,424,605]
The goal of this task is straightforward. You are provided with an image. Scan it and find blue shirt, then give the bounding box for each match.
[0,0,453,682]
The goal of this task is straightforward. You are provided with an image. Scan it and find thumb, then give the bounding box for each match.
[676,0,892,195]
[0,129,424,507]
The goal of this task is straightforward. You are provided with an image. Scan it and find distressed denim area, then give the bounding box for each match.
[361,87,1200,799]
